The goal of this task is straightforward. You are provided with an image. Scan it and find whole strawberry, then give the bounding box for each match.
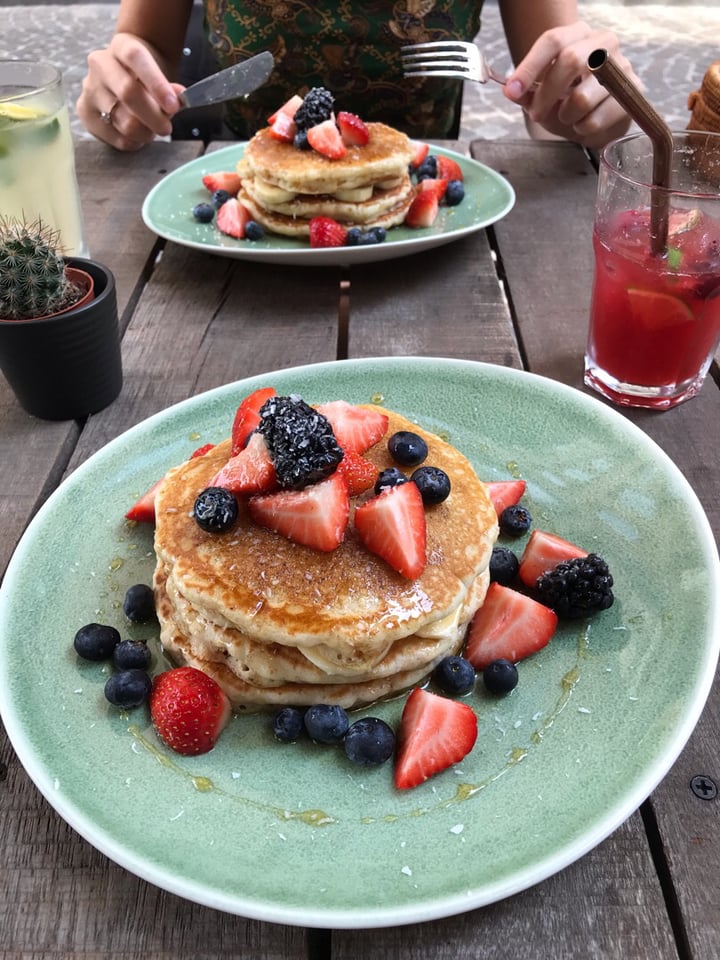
[150,666,231,756]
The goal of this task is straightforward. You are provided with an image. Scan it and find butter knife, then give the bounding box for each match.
[178,51,274,110]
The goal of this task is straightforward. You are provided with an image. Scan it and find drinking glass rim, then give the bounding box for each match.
[599,129,720,201]
[0,59,62,103]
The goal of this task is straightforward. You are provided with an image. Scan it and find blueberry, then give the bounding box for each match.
[212,188,232,209]
[194,486,239,533]
[411,465,451,505]
[304,704,349,744]
[433,655,475,695]
[483,658,519,695]
[344,717,395,766]
[192,202,215,223]
[245,220,264,241]
[489,546,520,585]
[73,622,121,661]
[369,226,386,243]
[112,638,152,671]
[273,706,305,742]
[346,226,363,246]
[388,430,428,467]
[374,467,408,495]
[123,583,155,623]
[415,155,438,180]
[293,129,310,150]
[499,503,532,537]
[104,669,153,708]
[444,180,465,206]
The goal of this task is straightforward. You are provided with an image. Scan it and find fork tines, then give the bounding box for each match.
[401,41,476,80]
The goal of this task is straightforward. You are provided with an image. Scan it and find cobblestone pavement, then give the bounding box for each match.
[2,2,719,141]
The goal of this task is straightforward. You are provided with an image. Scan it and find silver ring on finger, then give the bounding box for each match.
[99,101,119,125]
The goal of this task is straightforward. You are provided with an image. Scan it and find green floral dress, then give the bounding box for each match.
[203,0,484,138]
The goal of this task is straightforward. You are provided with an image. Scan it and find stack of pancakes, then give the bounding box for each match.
[153,407,499,710]
[688,61,720,134]
[236,123,417,237]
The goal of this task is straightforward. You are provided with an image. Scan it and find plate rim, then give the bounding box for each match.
[1,356,718,928]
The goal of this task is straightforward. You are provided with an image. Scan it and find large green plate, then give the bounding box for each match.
[1,357,718,928]
[141,143,515,265]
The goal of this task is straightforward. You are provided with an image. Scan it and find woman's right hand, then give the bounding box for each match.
[77,33,184,150]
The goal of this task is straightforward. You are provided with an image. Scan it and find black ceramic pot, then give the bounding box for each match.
[0,257,122,420]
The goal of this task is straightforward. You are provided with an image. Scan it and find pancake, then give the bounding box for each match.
[153,405,499,709]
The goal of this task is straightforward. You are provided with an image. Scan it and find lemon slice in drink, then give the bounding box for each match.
[627,288,695,331]
[0,102,48,121]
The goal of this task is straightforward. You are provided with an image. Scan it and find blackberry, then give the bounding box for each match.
[489,546,519,585]
[294,88,335,131]
[499,503,532,537]
[258,394,343,489]
[536,554,614,618]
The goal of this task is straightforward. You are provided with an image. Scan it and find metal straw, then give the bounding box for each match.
[588,48,673,256]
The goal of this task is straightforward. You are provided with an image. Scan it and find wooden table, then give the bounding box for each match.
[1,137,718,959]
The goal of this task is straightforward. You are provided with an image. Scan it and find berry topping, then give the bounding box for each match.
[202,171,241,195]
[245,220,265,241]
[414,155,438,180]
[482,658,519,695]
[293,129,311,150]
[517,530,588,588]
[210,432,277,496]
[387,430,428,466]
[294,87,335,131]
[307,118,347,159]
[409,139,430,168]
[485,479,527,516]
[346,226,386,246]
[445,179,465,206]
[211,188,232,209]
[304,703,349,744]
[405,190,439,228]
[268,109,298,142]
[374,466,408,495]
[354,480,427,579]
[344,717,396,766]
[309,215,348,248]
[337,111,370,146]
[267,94,303,126]
[123,583,155,623]
[257,394,344,489]
[433,655,475,696]
[216,197,251,238]
[335,448,378,496]
[112,639,152,671]
[465,582,558,670]
[436,155,464,183]
[272,706,306,742]
[104,669,153,709]
[394,687,477,789]
[73,622,120,661]
[192,202,215,223]
[231,386,278,455]
[488,546,519,585]
[125,479,162,524]
[150,666,231,756]
[499,503,532,537]
[411,465,451,505]
[315,400,389,453]
[416,178,447,203]
[248,471,350,552]
[536,554,614,618]
[193,486,240,533]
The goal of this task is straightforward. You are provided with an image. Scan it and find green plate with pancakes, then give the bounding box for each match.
[1,357,718,927]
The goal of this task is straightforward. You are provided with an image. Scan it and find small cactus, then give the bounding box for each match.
[0,216,84,320]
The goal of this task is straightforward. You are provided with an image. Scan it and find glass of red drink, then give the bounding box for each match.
[584,130,720,409]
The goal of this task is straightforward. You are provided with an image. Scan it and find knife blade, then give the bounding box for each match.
[178,51,274,110]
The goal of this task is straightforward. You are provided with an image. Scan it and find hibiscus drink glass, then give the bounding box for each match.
[584,130,720,409]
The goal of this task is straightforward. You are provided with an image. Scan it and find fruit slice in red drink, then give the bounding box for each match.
[626,288,695,332]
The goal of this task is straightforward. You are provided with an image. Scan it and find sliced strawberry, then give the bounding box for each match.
[268,109,297,142]
[337,111,369,147]
[125,478,162,523]
[465,582,558,670]
[307,119,347,159]
[336,449,378,496]
[409,139,430,168]
[190,443,215,459]
[314,400,388,453]
[309,216,348,248]
[394,687,477,789]
[405,190,439,228]
[417,178,447,202]
[354,481,426,579]
[202,171,241,195]
[216,197,251,239]
[150,666,231,756]
[436,155,464,183]
[485,479,527,516]
[518,530,588,589]
[209,431,277,495]
[231,385,277,456]
[249,471,350,551]
[267,94,303,125]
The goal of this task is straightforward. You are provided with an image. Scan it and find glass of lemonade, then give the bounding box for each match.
[584,130,720,409]
[0,60,88,257]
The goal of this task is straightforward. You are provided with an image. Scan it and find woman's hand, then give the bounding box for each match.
[76,33,184,150]
[502,22,639,148]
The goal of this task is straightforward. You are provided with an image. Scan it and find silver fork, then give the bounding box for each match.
[401,41,509,84]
